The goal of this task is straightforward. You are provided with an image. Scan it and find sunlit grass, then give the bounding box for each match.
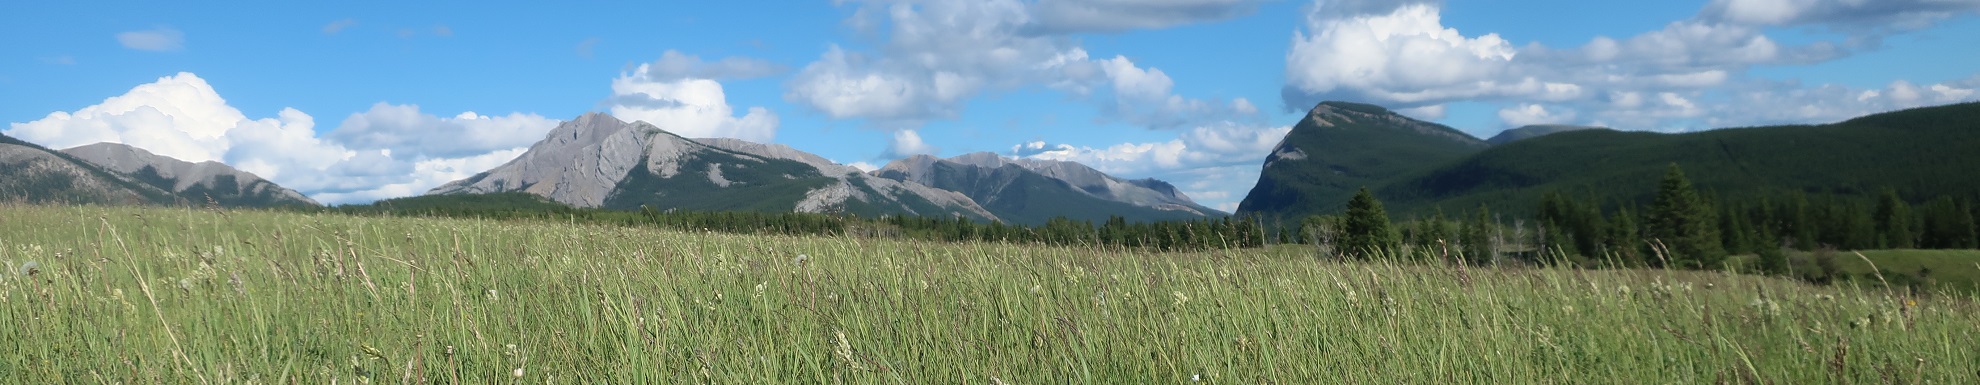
[2,204,1975,383]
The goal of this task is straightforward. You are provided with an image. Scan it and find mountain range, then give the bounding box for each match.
[426,112,1003,221]
[1234,100,1980,220]
[62,142,317,207]
[872,152,1223,225]
[1,134,314,207]
[12,99,1976,228]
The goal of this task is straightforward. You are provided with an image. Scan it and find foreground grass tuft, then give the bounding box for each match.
[2,205,1976,383]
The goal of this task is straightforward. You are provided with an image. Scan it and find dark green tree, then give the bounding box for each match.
[1874,188,1916,249]
[1460,205,1493,265]
[1720,202,1754,256]
[1919,197,1978,249]
[1607,207,1643,266]
[1645,164,1723,269]
[1755,240,1789,275]
[1341,187,1400,259]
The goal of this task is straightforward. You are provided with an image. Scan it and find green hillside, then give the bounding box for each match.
[1235,101,1488,221]
[1377,102,1980,217]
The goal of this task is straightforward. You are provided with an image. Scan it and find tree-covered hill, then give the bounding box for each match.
[1375,102,1980,217]
[1234,101,1489,222]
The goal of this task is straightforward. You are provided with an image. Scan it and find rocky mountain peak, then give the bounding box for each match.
[60,142,318,206]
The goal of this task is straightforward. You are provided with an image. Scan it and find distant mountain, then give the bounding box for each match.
[873,152,1221,225]
[0,133,183,205]
[1373,101,1980,217]
[1485,125,1606,146]
[428,113,998,221]
[62,142,318,207]
[1234,101,1488,221]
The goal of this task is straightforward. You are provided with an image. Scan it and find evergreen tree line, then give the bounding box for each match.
[1530,165,1979,270]
[1285,165,1980,275]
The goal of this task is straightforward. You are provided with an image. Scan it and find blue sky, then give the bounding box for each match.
[4,1,1978,209]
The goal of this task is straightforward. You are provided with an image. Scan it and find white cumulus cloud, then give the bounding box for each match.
[1497,104,1577,127]
[1284,3,1531,109]
[608,53,782,142]
[789,0,1259,148]
[1282,0,1970,132]
[2,72,559,205]
[886,129,939,157]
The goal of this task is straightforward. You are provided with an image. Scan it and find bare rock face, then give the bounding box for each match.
[430,113,999,222]
[429,112,691,208]
[61,142,318,206]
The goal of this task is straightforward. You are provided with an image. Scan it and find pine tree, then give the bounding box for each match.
[1645,164,1724,269]
[1959,199,1979,249]
[1783,193,1817,250]
[1607,207,1643,266]
[1341,187,1400,259]
[1874,189,1916,249]
[1571,196,1608,259]
[1720,202,1753,256]
[1461,205,1493,265]
[1919,196,1979,249]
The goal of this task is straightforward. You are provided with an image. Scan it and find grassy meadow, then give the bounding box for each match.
[2,204,1977,383]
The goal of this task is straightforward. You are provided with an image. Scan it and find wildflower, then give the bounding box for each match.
[754,282,766,299]
[1192,373,1202,381]
[486,289,500,301]
[18,261,38,277]
[1172,291,1189,306]
[793,254,809,267]
[512,367,524,378]
[1029,284,1043,295]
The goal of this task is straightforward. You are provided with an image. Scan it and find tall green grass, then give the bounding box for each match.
[2,205,1975,383]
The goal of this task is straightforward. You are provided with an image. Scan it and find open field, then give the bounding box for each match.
[3,205,1977,383]
[1825,249,1980,293]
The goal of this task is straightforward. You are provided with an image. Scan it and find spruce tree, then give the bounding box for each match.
[1342,187,1400,259]
[1461,205,1493,265]
[1875,189,1915,249]
[1607,207,1643,266]
[1646,164,1724,269]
